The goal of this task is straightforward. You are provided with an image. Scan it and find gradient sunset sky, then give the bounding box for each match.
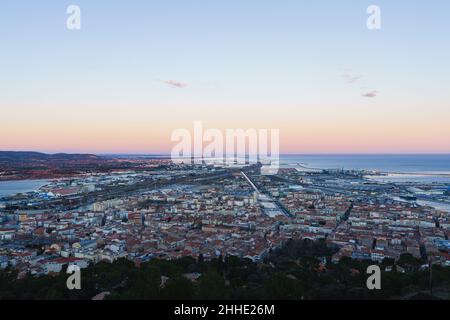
[1,1,450,154]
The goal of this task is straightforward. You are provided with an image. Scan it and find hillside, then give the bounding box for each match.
[0,151,100,162]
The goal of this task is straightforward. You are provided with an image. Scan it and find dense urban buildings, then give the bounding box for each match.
[1,157,449,280]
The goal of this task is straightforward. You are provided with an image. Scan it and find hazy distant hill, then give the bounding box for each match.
[0,151,101,162]
[0,151,160,180]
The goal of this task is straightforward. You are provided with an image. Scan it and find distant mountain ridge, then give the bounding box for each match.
[0,151,101,161]
[0,151,156,181]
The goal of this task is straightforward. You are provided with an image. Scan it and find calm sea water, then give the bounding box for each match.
[0,180,49,198]
[280,154,450,174]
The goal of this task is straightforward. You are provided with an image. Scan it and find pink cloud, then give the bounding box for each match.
[362,90,378,98]
[163,80,188,88]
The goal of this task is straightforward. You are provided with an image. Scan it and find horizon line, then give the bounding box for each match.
[2,150,450,156]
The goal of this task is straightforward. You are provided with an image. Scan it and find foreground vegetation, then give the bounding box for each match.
[1,239,449,300]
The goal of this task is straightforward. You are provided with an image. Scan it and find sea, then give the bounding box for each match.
[280,154,450,184]
[280,154,450,174]
[0,180,49,199]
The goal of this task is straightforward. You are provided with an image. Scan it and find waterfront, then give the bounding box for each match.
[2,155,450,198]
[280,154,450,174]
[417,200,450,212]
[365,173,450,184]
[0,180,49,198]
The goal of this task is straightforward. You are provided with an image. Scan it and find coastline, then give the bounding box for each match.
[0,179,50,199]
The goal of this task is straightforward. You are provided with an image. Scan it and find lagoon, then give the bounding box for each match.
[0,180,49,198]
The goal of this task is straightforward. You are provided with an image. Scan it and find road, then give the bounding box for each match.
[241,171,294,218]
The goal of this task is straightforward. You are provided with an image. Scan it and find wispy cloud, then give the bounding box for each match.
[163,80,188,88]
[362,90,378,98]
[347,75,363,83]
[342,70,363,84]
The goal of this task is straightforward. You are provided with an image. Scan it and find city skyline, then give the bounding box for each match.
[2,1,450,154]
